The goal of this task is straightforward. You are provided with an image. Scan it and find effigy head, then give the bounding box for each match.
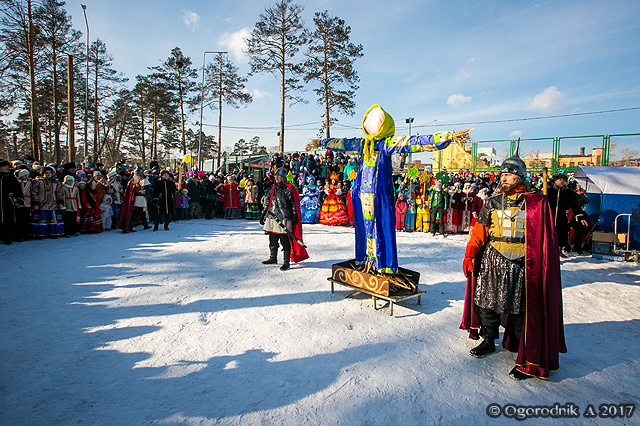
[362,104,395,161]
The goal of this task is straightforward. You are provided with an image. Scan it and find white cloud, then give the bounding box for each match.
[182,10,200,31]
[456,57,476,80]
[217,28,251,63]
[447,93,472,108]
[250,88,271,99]
[510,130,522,137]
[525,86,565,113]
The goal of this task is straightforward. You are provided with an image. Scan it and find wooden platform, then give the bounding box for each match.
[328,278,425,316]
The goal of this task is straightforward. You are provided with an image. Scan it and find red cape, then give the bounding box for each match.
[287,183,309,263]
[223,182,240,209]
[460,193,567,378]
[116,179,136,231]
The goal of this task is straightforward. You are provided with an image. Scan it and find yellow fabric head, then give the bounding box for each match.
[362,104,395,161]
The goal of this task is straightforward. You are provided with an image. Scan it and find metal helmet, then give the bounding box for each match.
[275,167,287,178]
[500,138,526,180]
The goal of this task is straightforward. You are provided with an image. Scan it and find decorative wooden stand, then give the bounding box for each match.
[328,260,425,316]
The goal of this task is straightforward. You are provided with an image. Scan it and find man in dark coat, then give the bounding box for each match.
[152,170,177,231]
[0,161,24,244]
[547,173,587,255]
[260,167,302,271]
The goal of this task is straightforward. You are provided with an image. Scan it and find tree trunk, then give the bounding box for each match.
[93,61,99,161]
[323,41,330,139]
[67,54,75,163]
[178,68,186,155]
[52,52,61,164]
[217,63,223,168]
[279,61,285,153]
[27,0,42,162]
[140,100,146,165]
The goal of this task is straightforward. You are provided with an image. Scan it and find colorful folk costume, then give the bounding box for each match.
[31,167,65,238]
[455,182,475,233]
[470,188,489,230]
[223,175,242,219]
[319,174,349,226]
[16,169,33,241]
[415,194,430,232]
[404,194,417,232]
[445,184,460,233]
[116,176,138,233]
[260,168,309,270]
[460,145,566,381]
[346,188,355,227]
[61,176,81,236]
[79,182,103,234]
[318,104,463,273]
[300,175,321,224]
[244,180,260,220]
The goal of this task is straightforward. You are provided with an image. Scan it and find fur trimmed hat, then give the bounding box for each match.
[17,169,30,178]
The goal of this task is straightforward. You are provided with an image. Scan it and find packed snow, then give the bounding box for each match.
[1,219,639,425]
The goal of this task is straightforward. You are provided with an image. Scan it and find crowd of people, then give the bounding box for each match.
[0,151,590,258]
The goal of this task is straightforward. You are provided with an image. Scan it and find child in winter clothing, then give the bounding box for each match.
[100,194,114,231]
[404,192,417,232]
[395,192,407,231]
[174,189,189,221]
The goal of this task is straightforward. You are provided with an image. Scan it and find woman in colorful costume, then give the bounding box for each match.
[223,175,242,219]
[300,175,321,223]
[31,166,65,238]
[319,173,348,226]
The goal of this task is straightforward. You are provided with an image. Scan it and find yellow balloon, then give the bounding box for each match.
[183,154,191,164]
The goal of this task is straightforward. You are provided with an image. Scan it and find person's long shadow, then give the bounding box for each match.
[130,342,393,422]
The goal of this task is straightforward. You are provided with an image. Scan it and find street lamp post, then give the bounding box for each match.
[406,117,414,168]
[81,4,89,161]
[198,50,227,170]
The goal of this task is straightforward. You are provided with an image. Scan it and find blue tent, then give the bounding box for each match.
[574,166,640,250]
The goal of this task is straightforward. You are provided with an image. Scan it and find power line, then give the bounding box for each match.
[197,106,640,132]
[414,106,640,128]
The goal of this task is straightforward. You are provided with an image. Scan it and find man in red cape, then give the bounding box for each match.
[260,167,308,270]
[116,174,138,233]
[460,145,566,380]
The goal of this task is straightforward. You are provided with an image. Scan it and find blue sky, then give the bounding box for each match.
[70,0,640,159]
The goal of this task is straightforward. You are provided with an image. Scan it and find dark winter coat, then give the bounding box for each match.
[153,178,178,214]
[0,172,24,224]
[260,182,297,224]
[547,183,583,226]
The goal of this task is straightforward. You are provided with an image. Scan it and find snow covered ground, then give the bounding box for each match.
[1,219,639,425]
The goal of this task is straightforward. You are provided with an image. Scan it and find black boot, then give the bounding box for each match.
[153,224,159,232]
[509,366,529,381]
[470,338,495,358]
[280,251,290,270]
[262,248,278,264]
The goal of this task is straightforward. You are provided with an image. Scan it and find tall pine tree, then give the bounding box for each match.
[304,11,363,138]
[245,0,307,153]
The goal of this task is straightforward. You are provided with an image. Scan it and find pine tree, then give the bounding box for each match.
[203,52,252,167]
[304,11,363,139]
[34,0,82,164]
[88,39,127,161]
[245,0,307,153]
[151,47,198,156]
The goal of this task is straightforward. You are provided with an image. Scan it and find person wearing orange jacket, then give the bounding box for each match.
[460,144,567,381]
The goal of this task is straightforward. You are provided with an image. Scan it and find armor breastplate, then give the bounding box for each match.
[488,194,526,260]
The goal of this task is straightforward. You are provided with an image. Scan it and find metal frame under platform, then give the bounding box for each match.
[328,278,425,316]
